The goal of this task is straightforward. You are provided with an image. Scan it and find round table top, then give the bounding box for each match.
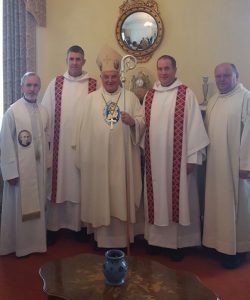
[39,253,219,300]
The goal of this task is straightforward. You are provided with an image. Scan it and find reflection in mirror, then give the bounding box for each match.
[116,0,164,62]
[121,12,157,51]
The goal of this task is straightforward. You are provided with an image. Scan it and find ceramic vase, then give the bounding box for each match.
[103,249,128,286]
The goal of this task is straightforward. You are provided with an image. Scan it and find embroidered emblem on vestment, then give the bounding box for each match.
[103,101,121,126]
[18,130,32,147]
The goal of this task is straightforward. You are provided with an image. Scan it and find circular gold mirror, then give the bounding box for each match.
[121,12,157,51]
[116,0,164,63]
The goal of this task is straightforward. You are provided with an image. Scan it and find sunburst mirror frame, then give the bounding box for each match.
[115,0,164,63]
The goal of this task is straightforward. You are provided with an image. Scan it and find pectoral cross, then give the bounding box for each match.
[110,118,115,130]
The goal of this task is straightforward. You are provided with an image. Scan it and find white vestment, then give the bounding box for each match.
[144,80,209,249]
[0,98,49,257]
[203,83,250,255]
[73,87,144,247]
[42,71,94,231]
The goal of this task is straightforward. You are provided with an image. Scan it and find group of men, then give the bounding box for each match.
[0,44,250,270]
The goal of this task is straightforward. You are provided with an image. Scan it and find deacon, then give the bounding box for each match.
[42,45,96,244]
[0,72,49,257]
[203,63,250,268]
[73,45,144,249]
[143,55,209,261]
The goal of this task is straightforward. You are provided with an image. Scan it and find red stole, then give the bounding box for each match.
[51,76,97,203]
[144,85,187,224]
[144,89,155,224]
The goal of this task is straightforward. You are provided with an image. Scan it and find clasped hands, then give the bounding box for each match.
[8,178,18,185]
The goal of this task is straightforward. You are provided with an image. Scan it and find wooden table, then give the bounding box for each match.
[39,253,219,300]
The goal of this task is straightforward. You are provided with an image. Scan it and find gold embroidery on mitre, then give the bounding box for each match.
[96,45,122,72]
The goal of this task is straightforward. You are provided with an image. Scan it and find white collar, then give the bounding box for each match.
[63,71,89,82]
[153,79,183,92]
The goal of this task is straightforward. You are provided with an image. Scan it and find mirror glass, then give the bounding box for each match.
[116,0,164,62]
[121,12,158,51]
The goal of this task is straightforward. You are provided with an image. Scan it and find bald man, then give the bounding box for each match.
[0,72,49,257]
[203,63,250,268]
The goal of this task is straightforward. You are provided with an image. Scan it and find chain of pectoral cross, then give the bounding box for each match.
[102,92,121,129]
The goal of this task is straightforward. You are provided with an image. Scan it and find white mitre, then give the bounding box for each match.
[96,45,122,72]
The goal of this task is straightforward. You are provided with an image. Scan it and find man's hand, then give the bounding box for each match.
[239,170,250,179]
[8,178,18,185]
[121,112,135,127]
[187,163,196,175]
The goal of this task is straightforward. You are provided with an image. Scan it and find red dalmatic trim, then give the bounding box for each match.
[51,75,64,203]
[144,85,187,224]
[88,78,97,93]
[51,77,97,203]
[172,85,187,223]
[144,89,155,224]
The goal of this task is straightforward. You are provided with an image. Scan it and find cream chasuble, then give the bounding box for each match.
[203,83,250,255]
[73,87,144,247]
[143,80,209,248]
[42,71,95,204]
[42,71,96,231]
